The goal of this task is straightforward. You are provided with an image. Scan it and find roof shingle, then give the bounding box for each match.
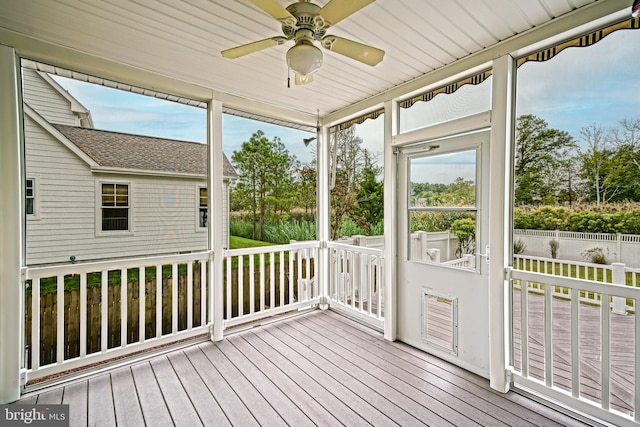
[53,124,237,178]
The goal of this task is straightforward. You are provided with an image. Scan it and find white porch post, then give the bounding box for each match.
[317,125,330,309]
[383,100,398,341]
[489,54,515,393]
[208,99,224,341]
[0,45,23,403]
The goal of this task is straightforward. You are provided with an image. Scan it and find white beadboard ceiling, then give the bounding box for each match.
[0,0,625,121]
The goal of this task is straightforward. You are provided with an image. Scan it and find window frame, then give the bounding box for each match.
[25,175,40,220]
[96,179,133,236]
[404,136,484,272]
[196,184,208,231]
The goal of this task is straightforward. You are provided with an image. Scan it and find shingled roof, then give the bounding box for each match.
[53,124,238,178]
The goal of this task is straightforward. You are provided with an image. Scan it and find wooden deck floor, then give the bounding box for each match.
[13,310,590,426]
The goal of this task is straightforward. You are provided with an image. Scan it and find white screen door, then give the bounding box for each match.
[396,128,491,378]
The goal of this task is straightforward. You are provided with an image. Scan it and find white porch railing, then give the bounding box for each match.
[327,241,384,328]
[514,254,640,312]
[23,251,211,383]
[223,241,320,329]
[510,260,640,426]
[22,240,384,386]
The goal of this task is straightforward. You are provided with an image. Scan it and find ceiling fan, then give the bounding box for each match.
[221,0,385,85]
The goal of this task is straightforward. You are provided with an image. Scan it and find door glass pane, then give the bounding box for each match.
[408,149,478,270]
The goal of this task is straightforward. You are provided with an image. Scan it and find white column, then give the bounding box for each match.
[383,100,398,341]
[208,100,224,341]
[0,44,23,403]
[317,125,330,309]
[488,54,515,393]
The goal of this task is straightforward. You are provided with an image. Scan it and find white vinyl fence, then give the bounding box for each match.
[514,229,640,267]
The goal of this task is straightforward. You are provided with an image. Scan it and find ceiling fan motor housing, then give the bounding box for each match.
[282,1,327,40]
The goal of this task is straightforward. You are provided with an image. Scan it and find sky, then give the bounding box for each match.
[49,26,639,184]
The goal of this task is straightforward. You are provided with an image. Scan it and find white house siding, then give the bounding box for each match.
[21,68,78,126]
[25,115,96,264]
[25,115,230,265]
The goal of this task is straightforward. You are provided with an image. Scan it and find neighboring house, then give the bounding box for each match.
[22,67,238,265]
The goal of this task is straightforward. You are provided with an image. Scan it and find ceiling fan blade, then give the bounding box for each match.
[221,37,285,59]
[318,0,375,25]
[322,36,384,66]
[248,0,296,25]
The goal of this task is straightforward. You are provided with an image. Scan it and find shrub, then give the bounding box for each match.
[513,239,526,255]
[451,218,476,257]
[549,239,559,259]
[581,247,609,265]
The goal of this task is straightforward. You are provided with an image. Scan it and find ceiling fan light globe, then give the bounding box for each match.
[286,43,323,77]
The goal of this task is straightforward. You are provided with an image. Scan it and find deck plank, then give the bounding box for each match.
[241,328,373,426]
[61,380,87,427]
[260,323,400,426]
[227,333,342,425]
[291,314,510,427]
[183,345,259,426]
[16,309,593,427]
[318,310,587,427]
[214,338,315,427]
[87,374,116,427]
[35,387,63,404]
[130,362,174,426]
[271,319,449,426]
[150,357,203,427]
[166,350,231,427]
[110,367,145,427]
[198,341,287,427]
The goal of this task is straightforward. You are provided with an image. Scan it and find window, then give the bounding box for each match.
[26,178,35,216]
[199,187,208,228]
[101,183,129,231]
[408,148,479,270]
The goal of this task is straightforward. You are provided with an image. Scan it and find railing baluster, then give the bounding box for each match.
[260,253,265,311]
[156,264,162,338]
[172,263,178,334]
[280,251,292,306]
[635,295,640,422]
[200,260,207,326]
[139,267,145,342]
[121,268,128,348]
[101,270,108,352]
[187,261,193,330]
[32,278,40,371]
[249,254,255,314]
[571,287,580,398]
[521,280,529,378]
[601,292,611,410]
[56,275,64,363]
[270,251,275,308]
[544,282,552,386]
[297,248,303,302]
[226,256,232,320]
[237,256,243,317]
[80,272,87,357]
[304,248,313,300]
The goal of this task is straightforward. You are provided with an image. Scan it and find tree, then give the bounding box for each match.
[606,117,640,201]
[297,164,317,220]
[231,131,297,240]
[514,115,576,205]
[352,152,383,233]
[577,123,617,205]
[330,125,380,238]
